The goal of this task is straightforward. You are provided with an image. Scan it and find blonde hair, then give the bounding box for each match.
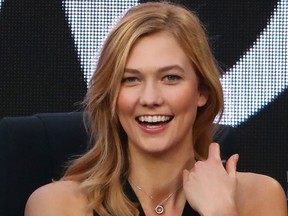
[63,2,223,215]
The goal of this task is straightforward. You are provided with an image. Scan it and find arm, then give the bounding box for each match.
[263,178,287,215]
[25,181,91,216]
[25,183,64,216]
[237,172,287,216]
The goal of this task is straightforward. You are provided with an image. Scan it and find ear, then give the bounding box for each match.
[197,90,208,107]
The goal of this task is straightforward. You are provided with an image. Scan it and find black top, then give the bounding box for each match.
[93,181,200,216]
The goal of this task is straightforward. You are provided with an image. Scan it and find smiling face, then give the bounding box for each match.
[116,31,207,157]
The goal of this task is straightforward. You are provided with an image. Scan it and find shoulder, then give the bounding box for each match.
[25,180,92,216]
[236,172,287,215]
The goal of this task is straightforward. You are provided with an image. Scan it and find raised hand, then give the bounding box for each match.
[183,143,239,216]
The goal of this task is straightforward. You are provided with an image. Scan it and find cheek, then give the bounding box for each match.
[116,90,135,116]
[116,93,129,131]
[167,86,201,112]
[116,91,138,138]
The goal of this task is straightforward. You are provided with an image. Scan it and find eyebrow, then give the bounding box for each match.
[124,65,185,74]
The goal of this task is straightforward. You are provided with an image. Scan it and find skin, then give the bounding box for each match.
[117,32,207,158]
[25,180,91,216]
[25,32,287,216]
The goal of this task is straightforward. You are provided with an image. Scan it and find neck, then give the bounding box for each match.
[128,147,195,215]
[130,180,185,215]
[128,144,195,201]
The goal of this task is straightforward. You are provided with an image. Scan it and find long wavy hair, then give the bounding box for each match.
[62,2,223,215]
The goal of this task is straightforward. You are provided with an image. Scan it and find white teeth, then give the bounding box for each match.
[138,116,171,123]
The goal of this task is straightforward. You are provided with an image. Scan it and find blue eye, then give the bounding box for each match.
[164,75,181,81]
[121,77,139,83]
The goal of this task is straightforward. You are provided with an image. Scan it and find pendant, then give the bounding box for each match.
[155,205,164,215]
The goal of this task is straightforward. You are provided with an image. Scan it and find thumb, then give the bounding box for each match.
[225,154,239,177]
[183,169,190,185]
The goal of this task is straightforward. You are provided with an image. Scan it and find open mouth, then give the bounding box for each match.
[136,115,173,126]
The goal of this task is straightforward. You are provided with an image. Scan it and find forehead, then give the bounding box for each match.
[125,32,192,70]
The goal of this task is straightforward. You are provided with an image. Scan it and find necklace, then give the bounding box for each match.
[130,181,182,215]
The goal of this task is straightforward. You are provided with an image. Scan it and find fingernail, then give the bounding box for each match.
[234,154,239,160]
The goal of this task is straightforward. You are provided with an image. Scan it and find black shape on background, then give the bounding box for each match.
[237,88,288,190]
[0,0,87,118]
[140,0,278,71]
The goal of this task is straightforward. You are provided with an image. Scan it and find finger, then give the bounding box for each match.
[208,142,221,161]
[225,154,239,177]
[183,169,190,184]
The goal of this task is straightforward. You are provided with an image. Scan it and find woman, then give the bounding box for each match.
[25,2,287,216]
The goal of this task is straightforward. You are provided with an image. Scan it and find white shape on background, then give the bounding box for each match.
[63,0,139,82]
[0,0,3,11]
[63,0,287,127]
[219,0,287,126]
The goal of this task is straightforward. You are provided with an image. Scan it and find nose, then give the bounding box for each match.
[139,82,163,107]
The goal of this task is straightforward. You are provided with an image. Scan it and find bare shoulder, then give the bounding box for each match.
[25,180,92,216]
[237,172,287,215]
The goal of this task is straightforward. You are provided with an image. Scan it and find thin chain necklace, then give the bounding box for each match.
[130,181,182,215]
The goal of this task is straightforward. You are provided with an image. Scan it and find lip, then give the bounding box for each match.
[135,115,172,134]
[137,121,170,134]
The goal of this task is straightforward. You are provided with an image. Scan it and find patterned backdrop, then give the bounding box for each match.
[0,0,287,193]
